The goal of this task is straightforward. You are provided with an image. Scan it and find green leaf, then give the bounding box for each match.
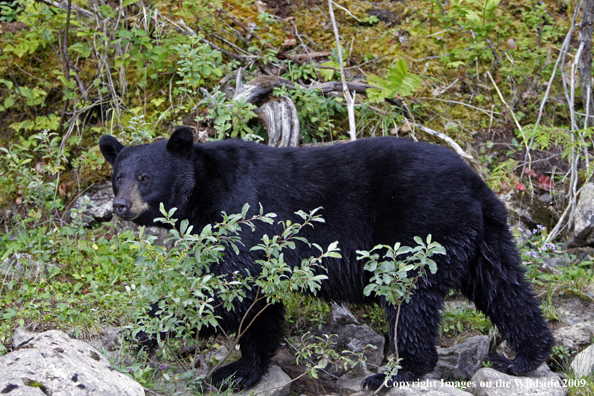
[319,61,340,81]
[366,74,387,89]
[465,9,481,23]
[241,203,250,218]
[363,283,376,296]
[98,4,116,17]
[122,0,139,8]
[72,282,83,294]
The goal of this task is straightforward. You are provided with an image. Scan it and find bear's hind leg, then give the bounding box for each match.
[463,269,554,375]
[211,303,284,390]
[463,228,554,375]
[362,291,442,390]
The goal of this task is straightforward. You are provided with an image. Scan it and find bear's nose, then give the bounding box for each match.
[113,198,131,217]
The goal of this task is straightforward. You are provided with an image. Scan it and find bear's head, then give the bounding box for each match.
[99,127,196,227]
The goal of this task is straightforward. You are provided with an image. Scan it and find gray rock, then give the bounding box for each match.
[571,183,594,247]
[11,327,37,349]
[0,329,144,395]
[466,364,566,396]
[539,193,553,204]
[556,298,594,325]
[424,336,490,381]
[84,327,127,368]
[554,323,594,353]
[338,367,377,392]
[347,379,473,396]
[0,253,57,279]
[571,344,594,378]
[73,182,116,225]
[72,183,170,247]
[385,379,473,396]
[205,345,230,367]
[316,322,385,376]
[236,365,291,396]
[331,304,360,325]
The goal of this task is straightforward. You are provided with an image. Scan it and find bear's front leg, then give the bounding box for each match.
[362,290,442,390]
[211,303,285,390]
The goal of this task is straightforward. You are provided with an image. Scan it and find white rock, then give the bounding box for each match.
[571,344,594,378]
[236,365,291,396]
[0,330,144,396]
[571,183,594,246]
[384,378,473,395]
[466,364,566,396]
[554,323,594,353]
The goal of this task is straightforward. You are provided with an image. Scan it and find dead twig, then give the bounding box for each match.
[328,0,356,140]
[408,121,473,160]
[522,0,583,179]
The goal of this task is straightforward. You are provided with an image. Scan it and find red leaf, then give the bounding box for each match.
[526,168,538,177]
[538,175,552,191]
[515,182,526,191]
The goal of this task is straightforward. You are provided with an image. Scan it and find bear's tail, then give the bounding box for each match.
[462,211,554,375]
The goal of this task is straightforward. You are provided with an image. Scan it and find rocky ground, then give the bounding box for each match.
[1,183,593,396]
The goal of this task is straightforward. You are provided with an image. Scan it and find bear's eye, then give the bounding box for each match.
[139,175,149,183]
[117,176,122,184]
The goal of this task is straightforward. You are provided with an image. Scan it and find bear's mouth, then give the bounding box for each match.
[118,213,139,221]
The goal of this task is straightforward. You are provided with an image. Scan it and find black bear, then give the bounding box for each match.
[99,127,554,390]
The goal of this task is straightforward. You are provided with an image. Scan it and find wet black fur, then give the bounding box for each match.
[99,127,554,390]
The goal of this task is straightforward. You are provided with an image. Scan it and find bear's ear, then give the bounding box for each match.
[167,127,195,157]
[99,135,124,165]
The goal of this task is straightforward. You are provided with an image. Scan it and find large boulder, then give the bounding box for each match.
[0,329,145,396]
[315,305,385,377]
[424,336,490,381]
[466,364,566,396]
[347,379,473,396]
[73,182,116,225]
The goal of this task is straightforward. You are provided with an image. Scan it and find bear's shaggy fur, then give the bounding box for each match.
[100,127,554,390]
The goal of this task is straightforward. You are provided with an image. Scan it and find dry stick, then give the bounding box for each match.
[331,1,362,22]
[578,0,594,128]
[576,0,593,172]
[521,0,583,178]
[408,122,473,160]
[372,271,424,396]
[487,71,528,150]
[546,40,586,242]
[584,88,591,171]
[328,0,356,141]
[372,302,402,396]
[204,292,270,384]
[570,42,584,217]
[549,16,585,241]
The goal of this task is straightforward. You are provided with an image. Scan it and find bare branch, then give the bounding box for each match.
[408,121,473,160]
[328,0,356,140]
